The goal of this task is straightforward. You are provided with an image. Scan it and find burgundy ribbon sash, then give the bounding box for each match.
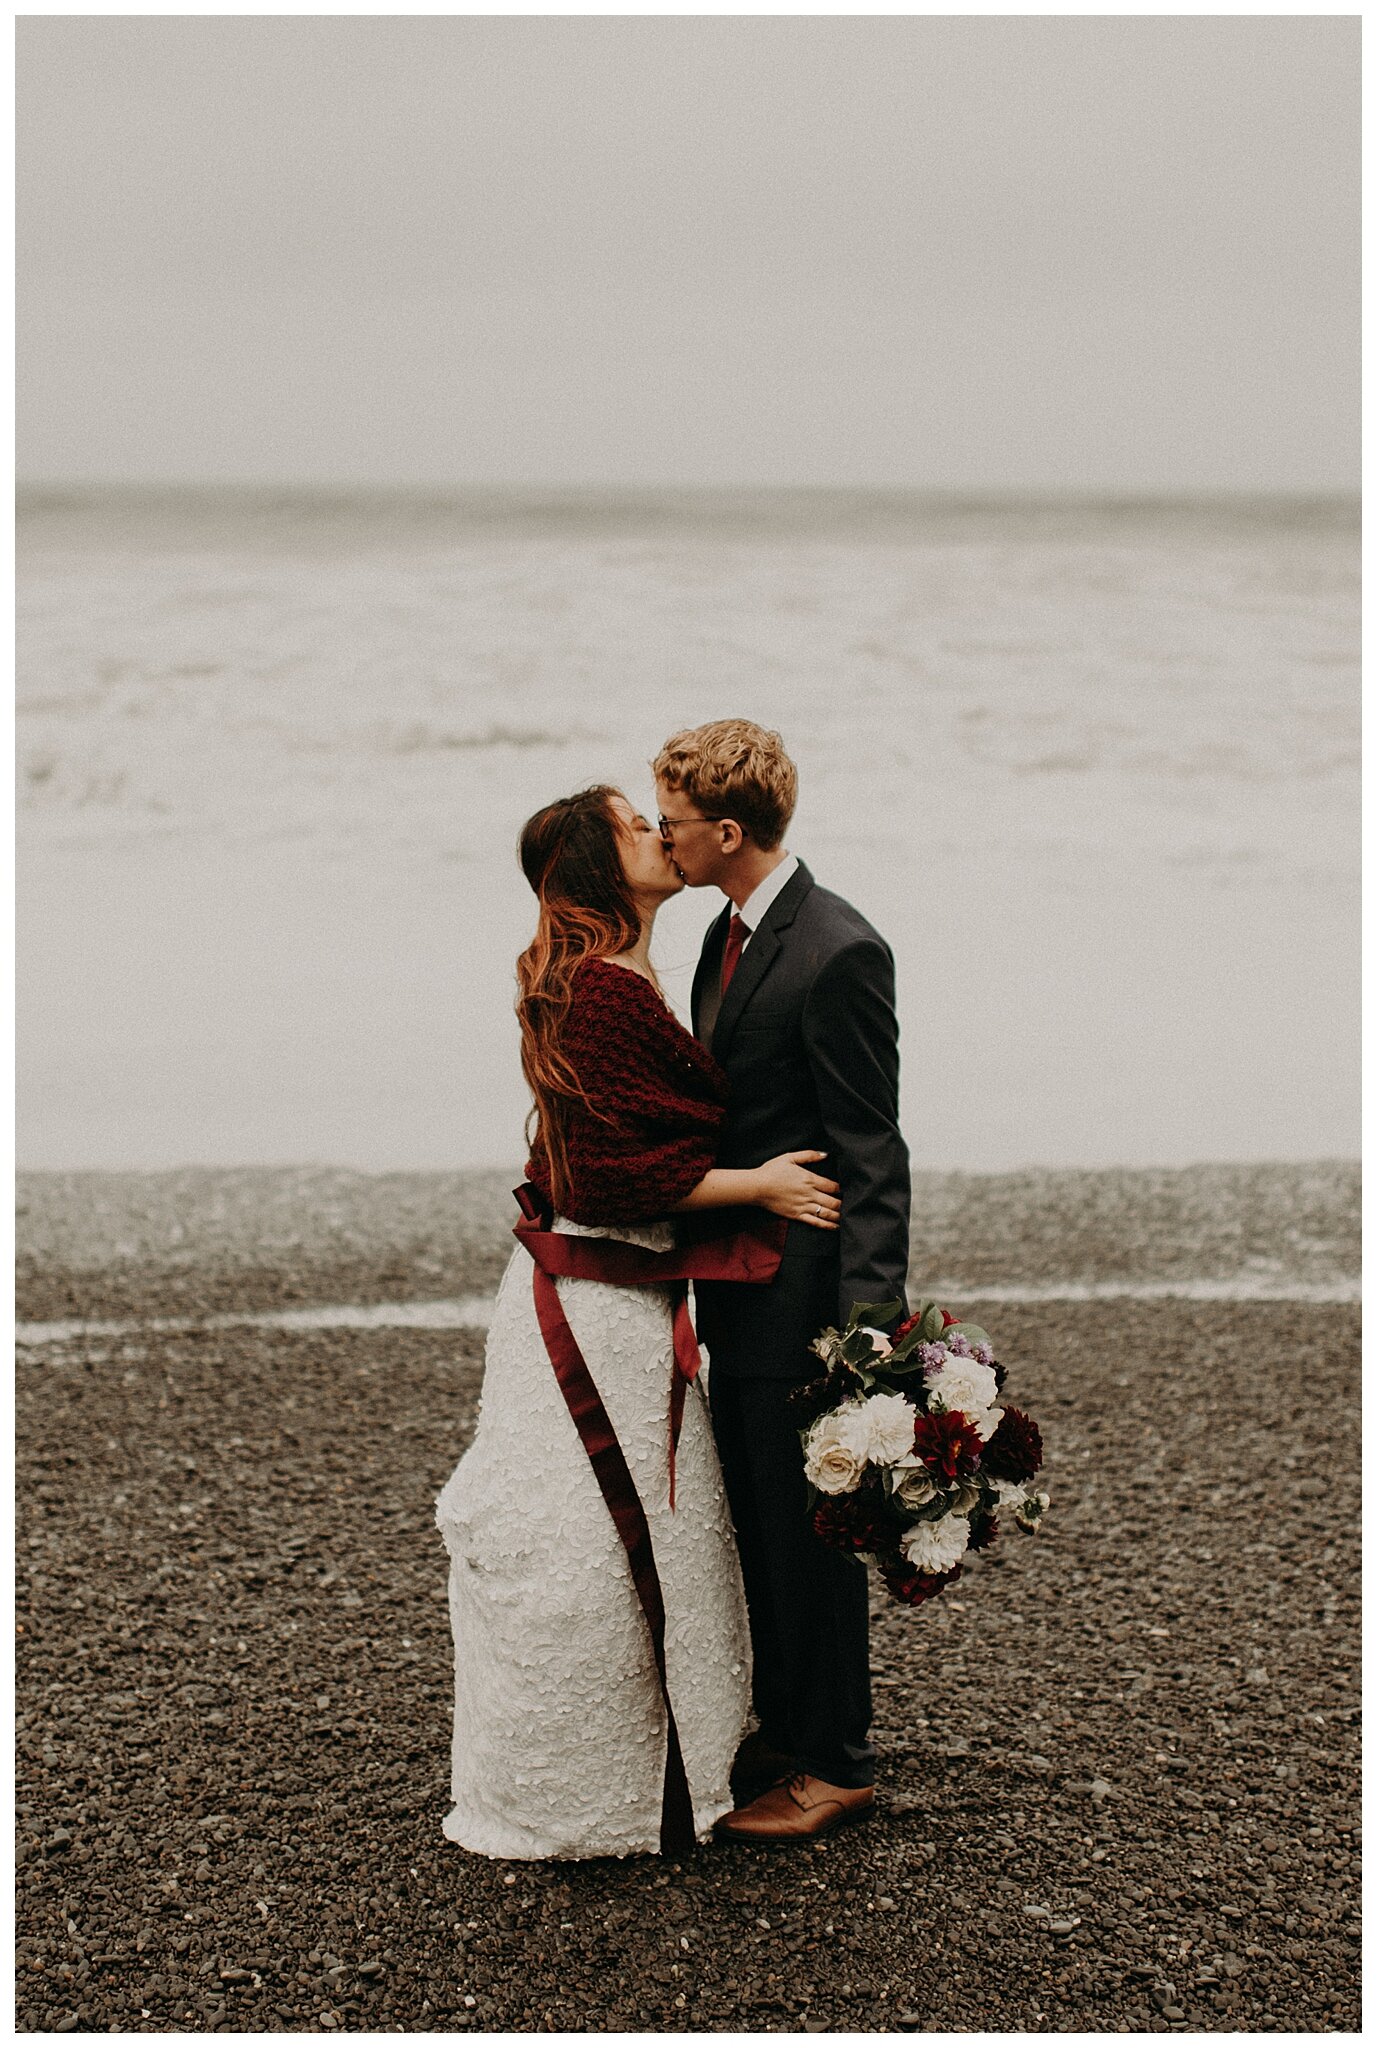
[512,1185,784,1856]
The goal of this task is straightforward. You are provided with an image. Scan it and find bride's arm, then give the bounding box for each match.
[542,965,838,1229]
[669,1151,840,1227]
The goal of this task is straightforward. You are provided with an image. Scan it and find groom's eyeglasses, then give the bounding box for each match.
[657,813,724,842]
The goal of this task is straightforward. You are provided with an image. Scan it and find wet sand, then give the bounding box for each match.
[16,1160,1360,1322]
[16,1166,1360,2033]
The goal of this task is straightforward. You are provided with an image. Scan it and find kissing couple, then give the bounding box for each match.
[435,718,911,1856]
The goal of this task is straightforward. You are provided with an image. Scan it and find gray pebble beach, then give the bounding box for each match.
[16,1163,1359,2033]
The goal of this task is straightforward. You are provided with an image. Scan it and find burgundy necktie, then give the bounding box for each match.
[720,913,747,992]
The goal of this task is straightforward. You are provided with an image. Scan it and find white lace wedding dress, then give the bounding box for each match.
[435,1215,751,1859]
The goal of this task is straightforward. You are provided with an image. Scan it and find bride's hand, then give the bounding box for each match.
[752,1151,841,1228]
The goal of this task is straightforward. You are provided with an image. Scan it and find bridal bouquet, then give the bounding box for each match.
[795,1298,1049,1608]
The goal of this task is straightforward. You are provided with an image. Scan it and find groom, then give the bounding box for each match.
[653,719,911,1842]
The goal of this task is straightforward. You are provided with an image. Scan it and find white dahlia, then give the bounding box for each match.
[927,1356,1001,1439]
[900,1512,971,1576]
[849,1391,918,1466]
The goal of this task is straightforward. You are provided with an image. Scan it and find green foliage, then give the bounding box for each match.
[838,1326,878,1367]
[847,1297,905,1330]
[877,1348,926,1377]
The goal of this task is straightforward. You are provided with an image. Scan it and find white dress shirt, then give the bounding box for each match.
[735,853,799,951]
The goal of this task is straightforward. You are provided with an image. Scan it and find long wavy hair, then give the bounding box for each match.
[516,785,644,1209]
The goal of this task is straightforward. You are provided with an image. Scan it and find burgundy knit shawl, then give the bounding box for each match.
[526,958,728,1227]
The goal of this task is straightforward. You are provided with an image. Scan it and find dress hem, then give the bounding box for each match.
[440,1796,734,1863]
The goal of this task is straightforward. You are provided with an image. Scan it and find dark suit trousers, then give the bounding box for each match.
[699,1258,875,1791]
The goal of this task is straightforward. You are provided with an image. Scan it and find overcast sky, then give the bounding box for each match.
[16,15,1359,493]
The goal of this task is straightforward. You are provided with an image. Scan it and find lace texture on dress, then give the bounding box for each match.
[434,1216,750,1860]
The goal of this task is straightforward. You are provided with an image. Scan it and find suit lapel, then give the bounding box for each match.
[710,861,814,1060]
[693,903,733,1045]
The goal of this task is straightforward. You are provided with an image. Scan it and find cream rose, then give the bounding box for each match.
[803,1410,868,1495]
[891,1462,939,1511]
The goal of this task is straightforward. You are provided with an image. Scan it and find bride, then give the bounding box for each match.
[435,784,840,1859]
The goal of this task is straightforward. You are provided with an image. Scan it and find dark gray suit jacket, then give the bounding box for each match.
[690,861,910,1373]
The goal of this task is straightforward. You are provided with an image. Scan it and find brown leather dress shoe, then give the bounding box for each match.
[729,1731,798,1805]
[714,1773,874,1843]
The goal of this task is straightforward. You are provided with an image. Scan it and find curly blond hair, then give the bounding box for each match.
[651,719,797,850]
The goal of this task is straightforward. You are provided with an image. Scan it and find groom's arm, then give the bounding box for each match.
[800,936,911,1327]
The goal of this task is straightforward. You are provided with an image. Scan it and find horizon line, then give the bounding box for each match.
[17,480,1360,505]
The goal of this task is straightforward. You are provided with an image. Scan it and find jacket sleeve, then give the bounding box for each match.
[800,937,911,1326]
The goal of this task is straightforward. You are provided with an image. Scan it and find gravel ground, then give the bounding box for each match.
[16,1278,1359,2034]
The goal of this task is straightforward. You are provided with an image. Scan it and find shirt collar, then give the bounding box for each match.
[736,852,799,934]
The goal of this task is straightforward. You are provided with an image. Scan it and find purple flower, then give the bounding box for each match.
[946,1332,973,1357]
[917,1342,948,1375]
[975,1343,994,1366]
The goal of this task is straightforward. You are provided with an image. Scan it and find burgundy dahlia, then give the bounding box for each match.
[813,1483,895,1555]
[880,1559,963,1607]
[911,1407,985,1482]
[789,1371,842,1429]
[967,1512,999,1552]
[981,1405,1043,1483]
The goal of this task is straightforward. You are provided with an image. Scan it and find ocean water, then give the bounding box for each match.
[17,490,1358,1173]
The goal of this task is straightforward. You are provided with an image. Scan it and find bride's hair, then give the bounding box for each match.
[516,785,642,1209]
